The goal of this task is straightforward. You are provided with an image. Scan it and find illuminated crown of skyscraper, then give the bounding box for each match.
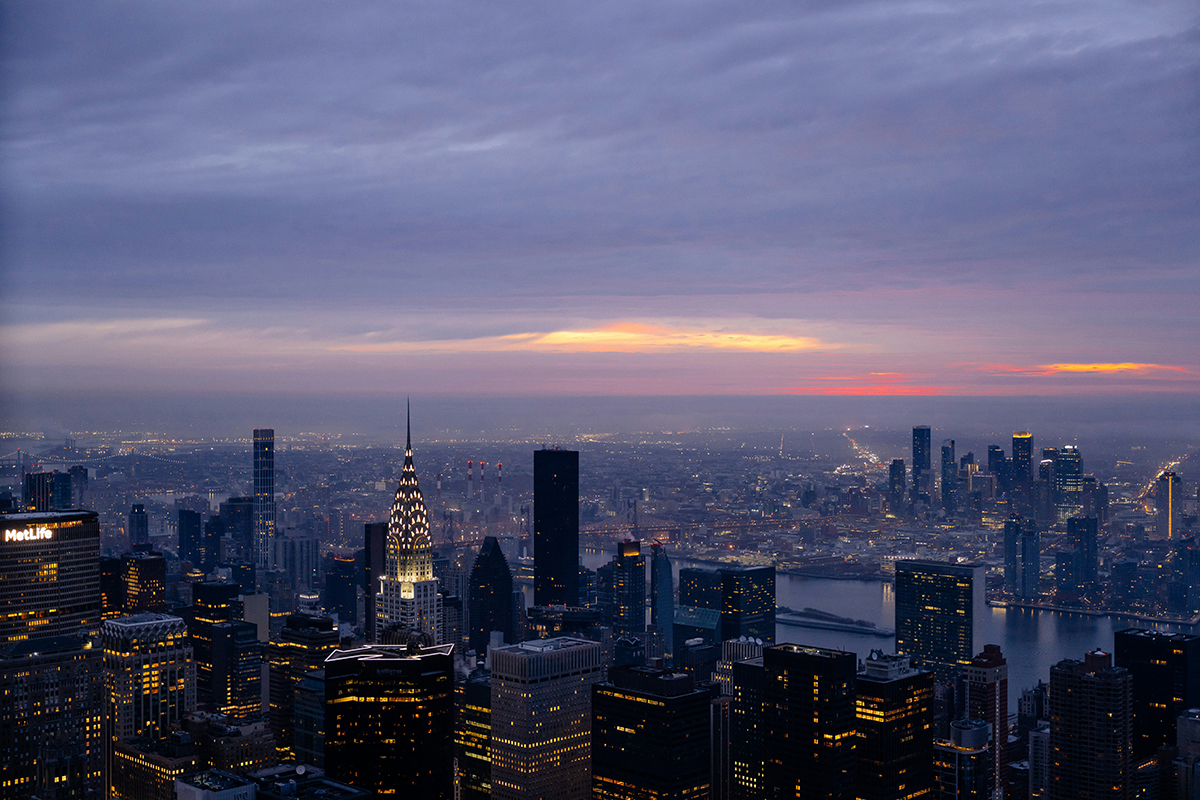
[387,402,432,583]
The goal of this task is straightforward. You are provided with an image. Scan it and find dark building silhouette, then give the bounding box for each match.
[941,439,957,513]
[611,539,646,638]
[854,651,934,800]
[591,665,717,800]
[324,556,358,624]
[763,644,857,800]
[962,645,1007,800]
[1020,524,1041,599]
[895,561,983,677]
[128,503,149,551]
[324,643,454,798]
[650,542,675,661]
[363,521,387,642]
[293,670,326,768]
[22,471,72,511]
[934,719,992,800]
[912,426,932,505]
[1012,432,1033,487]
[0,510,101,641]
[468,536,515,653]
[889,459,906,513]
[267,614,339,760]
[179,508,203,566]
[534,449,580,607]
[219,497,255,565]
[101,557,125,619]
[1003,515,1023,593]
[1048,650,1132,800]
[253,428,275,571]
[1113,628,1200,759]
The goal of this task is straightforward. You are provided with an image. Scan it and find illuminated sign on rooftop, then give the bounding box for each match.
[5,527,53,543]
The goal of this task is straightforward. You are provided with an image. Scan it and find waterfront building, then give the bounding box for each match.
[1047,650,1133,800]
[376,412,442,644]
[895,560,984,676]
[591,665,717,800]
[962,645,1007,800]
[534,449,580,608]
[678,565,775,644]
[1054,445,1083,521]
[934,719,992,800]
[324,643,455,797]
[763,643,858,800]
[490,637,603,800]
[0,634,102,796]
[253,428,276,571]
[1020,525,1041,600]
[1003,515,1023,593]
[468,536,515,653]
[22,470,71,512]
[1064,516,1099,598]
[266,613,339,760]
[0,510,101,642]
[855,651,934,800]
[1113,628,1200,759]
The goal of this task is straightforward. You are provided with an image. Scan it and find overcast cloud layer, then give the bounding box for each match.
[2,0,1198,405]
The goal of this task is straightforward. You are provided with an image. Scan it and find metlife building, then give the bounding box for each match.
[1,510,101,642]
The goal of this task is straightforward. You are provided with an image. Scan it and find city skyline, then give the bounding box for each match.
[2,1,1198,406]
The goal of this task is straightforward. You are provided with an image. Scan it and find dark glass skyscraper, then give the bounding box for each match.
[267,613,339,760]
[363,521,387,642]
[940,439,957,513]
[178,508,202,566]
[325,643,455,798]
[1066,516,1099,597]
[650,542,675,660]
[533,449,579,607]
[468,536,515,652]
[128,503,149,551]
[253,428,275,571]
[895,561,984,676]
[888,459,906,513]
[912,426,932,505]
[611,539,646,637]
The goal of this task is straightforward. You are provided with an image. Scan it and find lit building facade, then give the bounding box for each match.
[376,415,442,643]
[266,613,339,760]
[490,637,603,800]
[895,561,984,677]
[324,643,455,798]
[934,719,992,800]
[455,667,492,800]
[962,645,1007,800]
[0,510,101,642]
[763,644,858,800]
[0,634,103,796]
[855,651,934,800]
[591,666,717,800]
[102,613,195,791]
[611,539,646,637]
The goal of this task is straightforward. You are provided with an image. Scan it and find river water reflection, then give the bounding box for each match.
[577,550,1194,706]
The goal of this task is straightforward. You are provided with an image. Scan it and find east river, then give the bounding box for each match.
[575,549,1197,707]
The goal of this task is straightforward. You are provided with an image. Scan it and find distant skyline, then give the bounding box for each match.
[2,1,1198,402]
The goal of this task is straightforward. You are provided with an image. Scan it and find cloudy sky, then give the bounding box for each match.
[2,0,1198,404]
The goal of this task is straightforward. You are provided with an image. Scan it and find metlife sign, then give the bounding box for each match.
[4,526,53,543]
